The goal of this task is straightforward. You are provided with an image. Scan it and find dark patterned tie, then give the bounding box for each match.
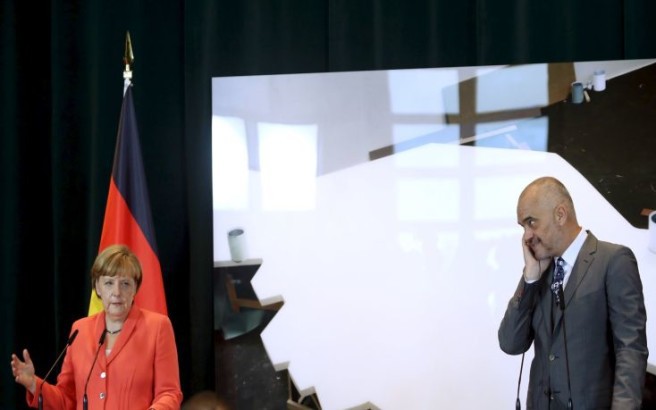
[550,257,565,305]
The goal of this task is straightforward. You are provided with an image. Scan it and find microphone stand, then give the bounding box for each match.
[83,330,107,410]
[515,352,525,410]
[38,329,78,410]
[557,285,573,410]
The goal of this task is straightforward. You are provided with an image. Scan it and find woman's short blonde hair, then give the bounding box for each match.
[91,244,143,291]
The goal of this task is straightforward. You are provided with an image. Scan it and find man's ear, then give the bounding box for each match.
[554,204,567,225]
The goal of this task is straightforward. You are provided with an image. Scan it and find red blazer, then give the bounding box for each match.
[28,307,183,409]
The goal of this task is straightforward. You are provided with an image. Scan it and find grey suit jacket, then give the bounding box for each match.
[498,232,648,410]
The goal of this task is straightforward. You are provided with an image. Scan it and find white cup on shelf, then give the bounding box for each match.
[228,228,248,262]
[593,70,606,92]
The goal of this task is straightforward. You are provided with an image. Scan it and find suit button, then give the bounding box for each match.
[100,371,106,379]
[550,394,554,400]
[100,392,106,400]
[549,354,555,361]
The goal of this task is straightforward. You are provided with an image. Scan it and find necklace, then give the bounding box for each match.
[106,328,122,335]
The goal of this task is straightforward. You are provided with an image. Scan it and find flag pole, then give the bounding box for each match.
[123,31,134,95]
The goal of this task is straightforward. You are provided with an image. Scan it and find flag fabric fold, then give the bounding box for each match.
[88,84,167,316]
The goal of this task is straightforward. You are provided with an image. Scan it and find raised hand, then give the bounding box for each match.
[10,349,37,394]
[521,237,550,281]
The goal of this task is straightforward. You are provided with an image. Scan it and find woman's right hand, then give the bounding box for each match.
[11,349,37,394]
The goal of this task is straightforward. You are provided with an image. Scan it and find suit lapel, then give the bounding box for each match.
[564,232,597,308]
[552,231,598,331]
[106,306,141,365]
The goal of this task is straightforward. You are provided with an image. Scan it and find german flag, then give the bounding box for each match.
[88,84,167,316]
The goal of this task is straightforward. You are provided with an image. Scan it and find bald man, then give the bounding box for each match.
[181,390,230,410]
[498,176,648,409]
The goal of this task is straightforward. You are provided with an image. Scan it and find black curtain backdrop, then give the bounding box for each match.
[2,1,655,408]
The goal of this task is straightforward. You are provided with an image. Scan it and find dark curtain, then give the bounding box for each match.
[2,1,654,408]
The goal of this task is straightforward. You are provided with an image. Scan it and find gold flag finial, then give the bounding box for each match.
[123,31,134,80]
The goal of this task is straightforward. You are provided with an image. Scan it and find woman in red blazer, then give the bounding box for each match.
[11,244,183,409]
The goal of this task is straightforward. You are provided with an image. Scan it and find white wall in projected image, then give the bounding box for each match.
[210,59,656,410]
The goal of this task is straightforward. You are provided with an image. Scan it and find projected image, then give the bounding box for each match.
[211,59,656,410]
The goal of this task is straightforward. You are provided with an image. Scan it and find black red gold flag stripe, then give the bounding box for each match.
[88,85,167,316]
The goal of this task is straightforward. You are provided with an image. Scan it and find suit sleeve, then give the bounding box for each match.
[606,246,648,409]
[498,276,542,355]
[149,316,183,409]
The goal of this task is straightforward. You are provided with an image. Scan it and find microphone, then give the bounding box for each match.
[557,285,565,312]
[83,330,107,410]
[558,284,573,409]
[38,329,79,410]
